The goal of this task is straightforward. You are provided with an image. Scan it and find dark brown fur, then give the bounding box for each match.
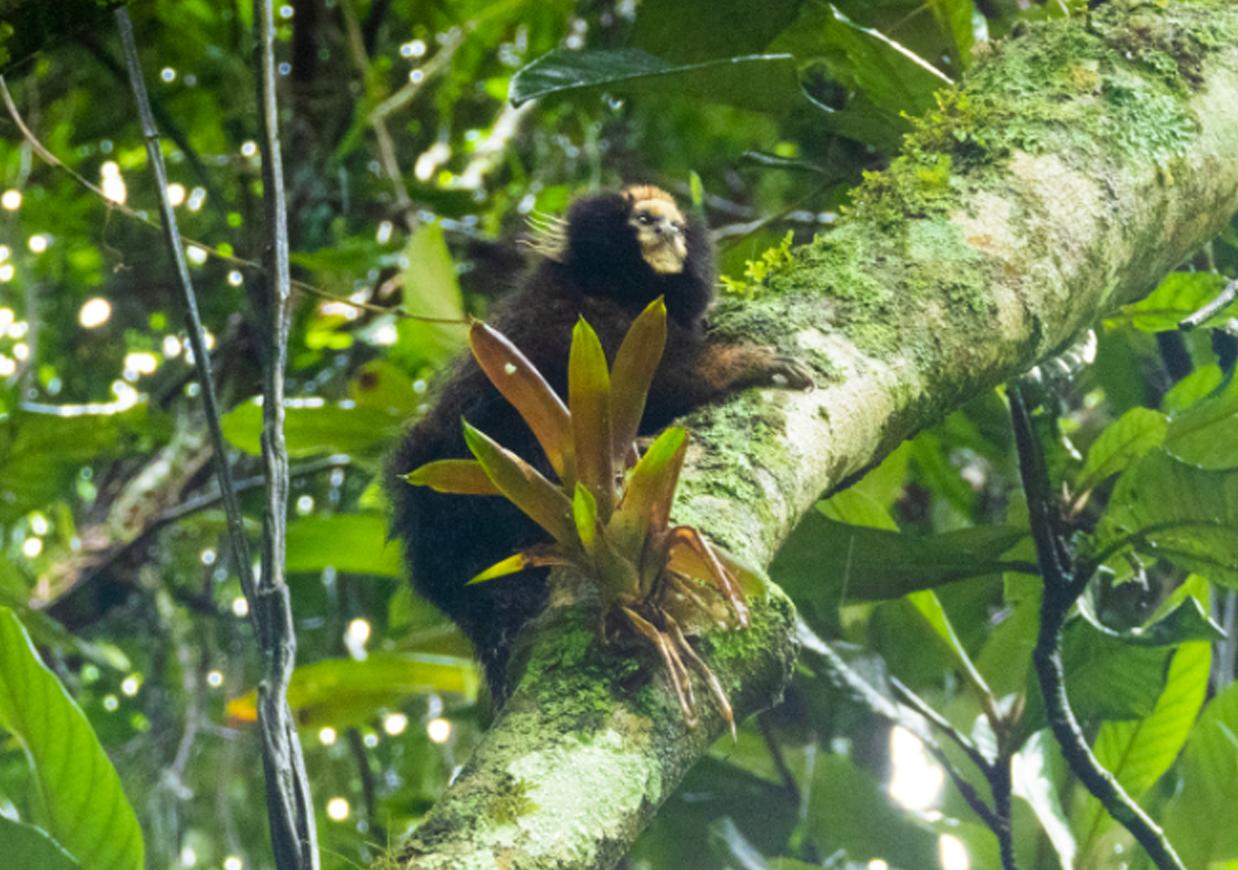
[387,187,810,699]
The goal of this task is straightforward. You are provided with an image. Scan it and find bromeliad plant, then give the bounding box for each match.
[406,297,753,734]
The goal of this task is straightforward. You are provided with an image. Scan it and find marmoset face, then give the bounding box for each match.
[624,186,688,274]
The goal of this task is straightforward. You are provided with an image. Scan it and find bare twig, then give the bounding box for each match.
[1179,276,1238,331]
[1009,384,1186,870]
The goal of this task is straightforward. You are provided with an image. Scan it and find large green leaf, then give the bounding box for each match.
[226,653,477,728]
[772,508,1030,604]
[221,399,405,457]
[1077,592,1224,647]
[815,5,952,116]
[285,515,402,576]
[510,48,802,114]
[0,815,81,870]
[1165,374,1238,470]
[1106,271,1231,332]
[1162,681,1238,868]
[631,0,803,64]
[1075,641,1211,852]
[1060,620,1172,722]
[1075,406,1167,495]
[908,589,993,700]
[1095,450,1238,587]
[390,223,469,369]
[0,608,143,870]
[0,404,152,524]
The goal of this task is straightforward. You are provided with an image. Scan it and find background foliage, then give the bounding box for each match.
[1,1,1238,869]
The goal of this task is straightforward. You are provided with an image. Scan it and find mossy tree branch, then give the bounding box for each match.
[397,4,1238,868]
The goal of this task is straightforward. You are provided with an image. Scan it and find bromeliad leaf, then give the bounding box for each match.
[405,459,501,496]
[469,546,569,585]
[611,427,689,559]
[469,320,574,487]
[569,318,615,521]
[408,299,747,734]
[610,298,668,466]
[462,421,576,546]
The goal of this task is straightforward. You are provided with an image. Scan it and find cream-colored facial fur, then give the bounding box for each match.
[626,191,688,274]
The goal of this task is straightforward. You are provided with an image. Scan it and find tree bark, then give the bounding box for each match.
[397,3,1238,868]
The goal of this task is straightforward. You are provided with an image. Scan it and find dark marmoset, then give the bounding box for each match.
[387,184,812,699]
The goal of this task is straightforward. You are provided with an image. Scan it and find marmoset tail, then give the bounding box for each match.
[387,184,812,699]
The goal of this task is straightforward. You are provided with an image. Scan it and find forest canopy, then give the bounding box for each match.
[2,1,1238,870]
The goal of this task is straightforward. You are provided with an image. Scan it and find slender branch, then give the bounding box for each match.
[116,9,319,870]
[757,713,801,800]
[113,10,259,617]
[890,677,1015,867]
[253,1,320,867]
[798,627,1014,863]
[889,677,990,776]
[1009,385,1186,870]
[347,727,384,846]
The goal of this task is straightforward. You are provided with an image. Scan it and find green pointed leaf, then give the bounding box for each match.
[1162,364,1222,415]
[468,553,530,584]
[406,458,502,496]
[393,223,469,367]
[610,297,667,467]
[1166,374,1238,470]
[816,5,953,117]
[463,421,575,545]
[225,653,477,728]
[631,0,802,65]
[1013,731,1076,870]
[0,815,81,870]
[285,515,402,576]
[0,608,144,870]
[1075,406,1168,494]
[1096,450,1238,587]
[1076,641,1211,851]
[468,320,573,485]
[908,590,993,700]
[1162,681,1238,868]
[772,510,1031,605]
[1107,271,1230,332]
[569,318,615,521]
[510,48,802,114]
[1061,620,1172,722]
[573,482,599,549]
[612,427,689,556]
[221,399,404,458]
[1077,593,1224,646]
